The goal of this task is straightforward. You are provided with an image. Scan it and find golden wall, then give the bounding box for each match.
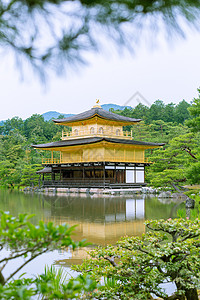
[43,142,147,164]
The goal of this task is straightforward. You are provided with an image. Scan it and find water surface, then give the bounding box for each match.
[0,190,183,276]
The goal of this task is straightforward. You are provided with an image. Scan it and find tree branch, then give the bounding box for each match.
[181,233,200,242]
[0,261,8,272]
[5,249,48,284]
[182,147,197,160]
[104,256,118,267]
[0,240,52,264]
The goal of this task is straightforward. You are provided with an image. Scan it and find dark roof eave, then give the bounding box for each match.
[36,167,52,173]
[32,137,165,149]
[53,107,142,124]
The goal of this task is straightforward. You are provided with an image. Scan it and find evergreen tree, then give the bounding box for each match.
[146,133,199,188]
[186,88,200,132]
[163,102,175,123]
[175,100,191,124]
[148,100,165,122]
[131,103,150,121]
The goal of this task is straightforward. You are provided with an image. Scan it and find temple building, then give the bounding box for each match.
[33,103,164,188]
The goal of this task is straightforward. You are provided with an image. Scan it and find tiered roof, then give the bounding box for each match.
[53,107,141,125]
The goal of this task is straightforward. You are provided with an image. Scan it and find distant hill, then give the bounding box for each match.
[0,104,130,124]
[101,104,131,111]
[42,111,74,121]
[41,104,130,121]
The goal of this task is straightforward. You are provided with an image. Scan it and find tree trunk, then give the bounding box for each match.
[166,293,185,300]
[171,183,181,192]
[185,288,198,300]
[0,271,5,285]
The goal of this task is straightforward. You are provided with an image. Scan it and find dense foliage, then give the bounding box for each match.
[0,114,66,188]
[1,0,200,77]
[0,211,84,285]
[0,211,97,299]
[114,94,200,189]
[115,100,191,125]
[145,92,200,189]
[74,218,200,300]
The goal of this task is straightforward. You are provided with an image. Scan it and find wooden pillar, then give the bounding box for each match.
[134,166,136,183]
[51,150,53,163]
[83,166,85,181]
[39,174,41,188]
[114,164,116,183]
[103,163,105,187]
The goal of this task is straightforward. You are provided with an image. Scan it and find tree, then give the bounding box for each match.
[23,114,46,143]
[148,100,165,122]
[146,133,199,188]
[174,100,191,124]
[132,103,150,122]
[23,114,64,143]
[75,218,200,300]
[185,161,200,185]
[1,0,200,76]
[186,88,200,132]
[20,164,42,187]
[0,132,25,164]
[0,211,96,299]
[0,117,24,135]
[0,161,16,188]
[163,103,175,123]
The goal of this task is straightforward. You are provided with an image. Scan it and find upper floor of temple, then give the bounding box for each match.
[53,103,141,140]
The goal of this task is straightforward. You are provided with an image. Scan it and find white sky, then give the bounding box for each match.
[0,28,200,120]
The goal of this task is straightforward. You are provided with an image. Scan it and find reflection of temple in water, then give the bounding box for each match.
[42,195,146,246]
[41,195,145,266]
[38,194,180,266]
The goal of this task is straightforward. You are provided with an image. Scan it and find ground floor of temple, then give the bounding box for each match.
[38,162,148,188]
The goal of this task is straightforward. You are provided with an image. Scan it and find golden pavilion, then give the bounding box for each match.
[33,103,164,188]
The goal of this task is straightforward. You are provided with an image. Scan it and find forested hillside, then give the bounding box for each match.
[0,95,199,189]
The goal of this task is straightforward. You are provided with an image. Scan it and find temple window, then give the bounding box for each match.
[116,129,120,136]
[74,129,78,136]
[90,127,95,134]
[98,127,104,134]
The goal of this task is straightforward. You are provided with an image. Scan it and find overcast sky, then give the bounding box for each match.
[0,28,200,121]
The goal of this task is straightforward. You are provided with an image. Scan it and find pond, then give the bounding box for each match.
[0,189,185,279]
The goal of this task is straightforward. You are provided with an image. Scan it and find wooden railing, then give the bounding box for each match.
[43,179,111,187]
[42,157,149,164]
[42,158,60,164]
[62,130,133,140]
